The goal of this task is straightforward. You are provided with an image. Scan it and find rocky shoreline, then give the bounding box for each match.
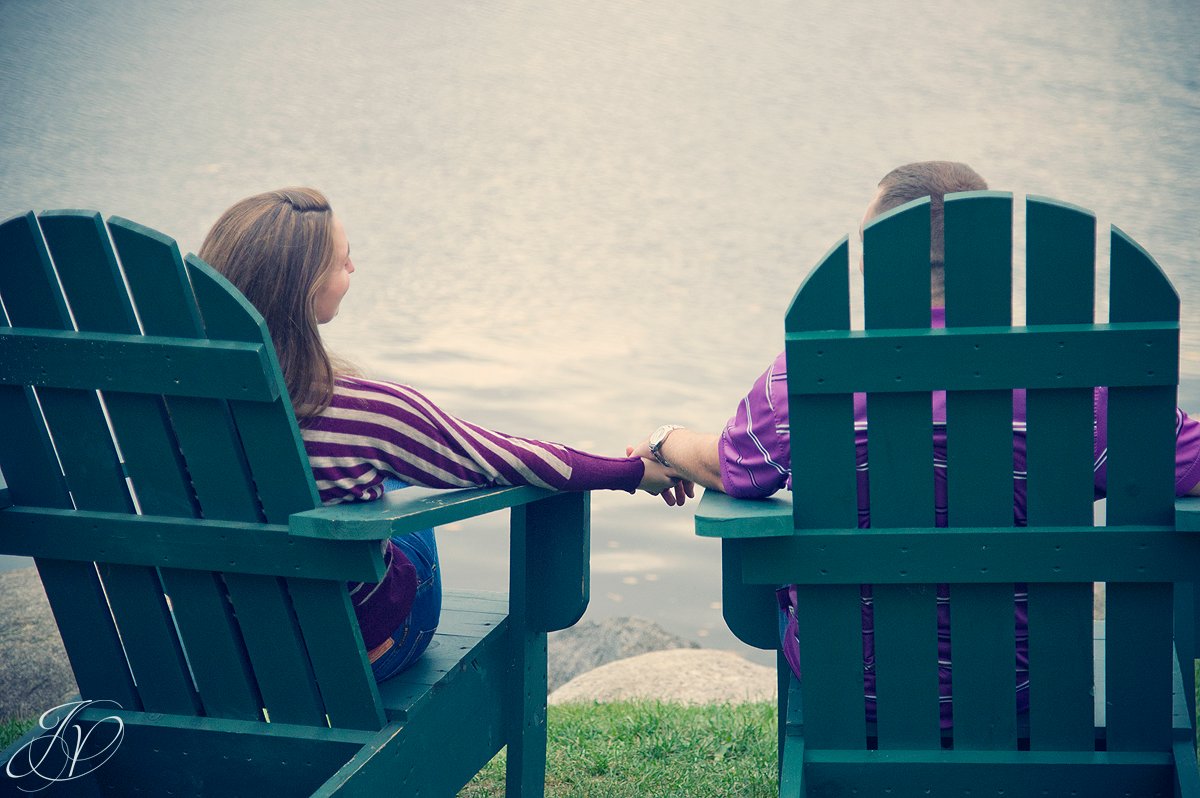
[0,567,773,722]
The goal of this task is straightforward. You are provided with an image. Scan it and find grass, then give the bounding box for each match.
[0,717,34,749]
[459,701,776,798]
[0,701,776,797]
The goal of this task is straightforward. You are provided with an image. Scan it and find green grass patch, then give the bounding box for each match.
[0,717,36,750]
[459,701,776,798]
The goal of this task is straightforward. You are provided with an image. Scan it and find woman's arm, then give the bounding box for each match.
[303,376,672,502]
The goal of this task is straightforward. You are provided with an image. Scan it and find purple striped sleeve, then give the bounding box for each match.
[301,377,643,503]
[1091,386,1200,497]
[719,351,792,499]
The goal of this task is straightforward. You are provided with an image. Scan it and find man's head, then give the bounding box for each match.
[860,161,988,302]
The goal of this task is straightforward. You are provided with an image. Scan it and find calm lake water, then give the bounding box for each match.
[2,1,1198,664]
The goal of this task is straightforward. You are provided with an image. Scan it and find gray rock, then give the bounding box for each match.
[547,616,699,692]
[0,568,77,722]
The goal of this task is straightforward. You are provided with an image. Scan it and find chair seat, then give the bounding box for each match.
[378,590,509,721]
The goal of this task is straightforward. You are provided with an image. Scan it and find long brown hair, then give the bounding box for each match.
[198,187,341,417]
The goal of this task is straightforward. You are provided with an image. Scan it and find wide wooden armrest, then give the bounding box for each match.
[694,489,794,539]
[289,485,559,540]
[1176,495,1200,531]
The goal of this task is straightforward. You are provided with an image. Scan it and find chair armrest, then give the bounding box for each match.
[289,485,557,540]
[694,489,794,538]
[1176,495,1200,531]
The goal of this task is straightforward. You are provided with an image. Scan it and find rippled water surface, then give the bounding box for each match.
[2,0,1198,661]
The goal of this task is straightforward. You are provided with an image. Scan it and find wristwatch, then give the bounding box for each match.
[648,424,685,468]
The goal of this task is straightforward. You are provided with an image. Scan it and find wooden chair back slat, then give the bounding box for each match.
[1107,582,1174,751]
[782,241,870,746]
[785,239,858,531]
[106,217,265,721]
[942,193,1019,749]
[108,217,264,519]
[1103,228,1179,751]
[0,212,144,709]
[37,211,204,715]
[861,200,935,529]
[186,255,382,730]
[792,584,868,747]
[859,200,942,748]
[1020,197,1099,750]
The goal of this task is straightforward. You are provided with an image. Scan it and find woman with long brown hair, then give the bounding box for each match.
[199,187,685,679]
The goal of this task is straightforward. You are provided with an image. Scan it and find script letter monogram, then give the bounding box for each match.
[5,700,125,792]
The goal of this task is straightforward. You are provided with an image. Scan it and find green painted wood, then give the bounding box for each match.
[784,242,858,532]
[736,524,1194,584]
[1103,228,1179,756]
[800,753,1172,795]
[792,585,868,748]
[862,198,933,328]
[109,216,284,721]
[78,708,368,797]
[1027,197,1095,325]
[1022,197,1098,754]
[941,194,1020,749]
[721,539,781,649]
[377,624,509,722]
[943,192,1013,329]
[0,211,141,708]
[1174,581,1198,733]
[184,254,319,520]
[505,625,549,798]
[1107,582,1174,752]
[1107,226,1178,528]
[1026,584,1094,751]
[290,484,557,539]
[943,192,1013,529]
[42,210,224,716]
[222,573,327,726]
[785,236,851,333]
[288,578,386,731]
[873,585,942,749]
[789,395,859,530]
[34,562,143,710]
[694,489,793,538]
[784,324,1177,394]
[109,217,271,521]
[314,619,513,798]
[156,570,263,721]
[862,200,935,530]
[185,254,349,728]
[779,670,806,795]
[508,498,551,797]
[0,329,277,399]
[0,508,383,582]
[949,584,1018,748]
[512,491,589,633]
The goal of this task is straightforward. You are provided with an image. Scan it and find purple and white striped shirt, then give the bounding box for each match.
[300,376,644,649]
[723,307,1200,727]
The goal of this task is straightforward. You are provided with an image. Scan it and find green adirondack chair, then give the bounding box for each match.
[696,192,1200,796]
[0,209,590,797]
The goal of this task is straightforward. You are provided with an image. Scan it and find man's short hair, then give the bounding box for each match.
[875,161,988,269]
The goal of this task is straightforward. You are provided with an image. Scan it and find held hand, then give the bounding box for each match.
[635,457,695,507]
[627,437,652,461]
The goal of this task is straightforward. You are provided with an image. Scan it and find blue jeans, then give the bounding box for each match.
[370,479,442,681]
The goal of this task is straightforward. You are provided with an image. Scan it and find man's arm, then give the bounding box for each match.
[629,428,723,493]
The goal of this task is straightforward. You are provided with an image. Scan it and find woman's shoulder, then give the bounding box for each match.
[328,375,440,417]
